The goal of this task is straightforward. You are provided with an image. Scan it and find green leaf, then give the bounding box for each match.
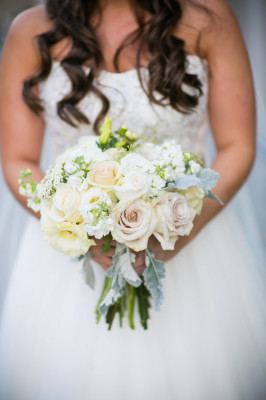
[143,248,166,311]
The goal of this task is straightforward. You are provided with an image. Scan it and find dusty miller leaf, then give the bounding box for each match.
[206,191,224,205]
[168,175,203,190]
[99,243,142,315]
[143,248,166,311]
[196,168,220,191]
[82,254,96,289]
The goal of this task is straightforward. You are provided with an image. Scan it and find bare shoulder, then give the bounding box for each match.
[176,0,243,59]
[8,4,51,39]
[1,5,52,72]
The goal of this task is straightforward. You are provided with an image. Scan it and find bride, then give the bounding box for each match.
[0,0,266,399]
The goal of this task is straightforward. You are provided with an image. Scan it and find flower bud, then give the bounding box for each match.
[99,117,112,144]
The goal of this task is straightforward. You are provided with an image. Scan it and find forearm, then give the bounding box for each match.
[189,142,255,240]
[3,159,44,218]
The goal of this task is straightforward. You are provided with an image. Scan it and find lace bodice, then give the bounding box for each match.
[39,55,209,157]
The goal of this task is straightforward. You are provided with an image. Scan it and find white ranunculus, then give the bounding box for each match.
[114,171,151,201]
[154,192,196,250]
[184,186,205,215]
[41,218,94,257]
[120,153,151,175]
[43,183,83,223]
[111,199,157,251]
[136,143,162,161]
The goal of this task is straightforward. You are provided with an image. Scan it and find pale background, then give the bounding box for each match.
[0,0,265,314]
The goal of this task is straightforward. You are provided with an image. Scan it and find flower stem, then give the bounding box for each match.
[95,276,112,323]
[127,284,136,330]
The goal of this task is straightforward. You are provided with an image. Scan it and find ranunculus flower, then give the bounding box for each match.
[41,218,95,257]
[43,183,83,223]
[183,186,205,215]
[154,192,196,250]
[111,199,157,251]
[114,171,151,201]
[87,161,121,189]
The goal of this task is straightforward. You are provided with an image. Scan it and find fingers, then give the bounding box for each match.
[91,255,114,271]
[133,251,146,276]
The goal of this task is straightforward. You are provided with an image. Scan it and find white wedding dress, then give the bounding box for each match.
[0,55,266,400]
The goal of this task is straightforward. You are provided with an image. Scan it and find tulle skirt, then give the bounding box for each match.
[0,204,266,400]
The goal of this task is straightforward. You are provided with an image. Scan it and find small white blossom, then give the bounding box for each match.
[189,160,201,174]
[85,217,114,239]
[64,162,78,174]
[149,175,166,197]
[27,198,41,212]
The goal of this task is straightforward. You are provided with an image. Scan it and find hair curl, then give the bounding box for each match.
[23,0,208,133]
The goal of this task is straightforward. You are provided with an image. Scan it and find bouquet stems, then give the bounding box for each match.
[95,278,152,330]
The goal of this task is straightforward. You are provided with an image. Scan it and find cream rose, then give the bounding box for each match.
[43,184,83,223]
[154,192,196,250]
[114,171,151,201]
[111,199,157,251]
[87,161,121,189]
[41,218,95,257]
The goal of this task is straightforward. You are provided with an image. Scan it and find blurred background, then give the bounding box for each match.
[0,0,265,314]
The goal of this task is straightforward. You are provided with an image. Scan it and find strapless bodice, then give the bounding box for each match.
[38,55,209,157]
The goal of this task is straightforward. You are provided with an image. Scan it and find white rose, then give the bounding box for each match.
[87,160,121,189]
[120,154,151,175]
[154,192,196,250]
[114,171,151,201]
[136,143,162,161]
[111,199,157,251]
[43,183,83,223]
[41,218,94,257]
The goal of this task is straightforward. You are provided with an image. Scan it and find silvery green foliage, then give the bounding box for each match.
[169,175,202,190]
[196,168,220,191]
[167,168,223,204]
[99,243,142,314]
[82,254,96,289]
[206,191,224,205]
[143,249,166,311]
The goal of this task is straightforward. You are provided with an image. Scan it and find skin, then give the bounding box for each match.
[0,0,256,275]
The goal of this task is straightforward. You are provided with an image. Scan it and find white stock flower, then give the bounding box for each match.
[79,188,113,239]
[189,160,202,174]
[111,199,157,251]
[149,175,166,197]
[27,198,41,212]
[114,171,151,201]
[154,192,196,250]
[64,162,78,174]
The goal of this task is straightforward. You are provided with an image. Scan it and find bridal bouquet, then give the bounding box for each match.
[19,117,222,330]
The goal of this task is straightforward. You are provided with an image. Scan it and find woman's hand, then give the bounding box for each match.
[89,238,148,276]
[147,234,191,263]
